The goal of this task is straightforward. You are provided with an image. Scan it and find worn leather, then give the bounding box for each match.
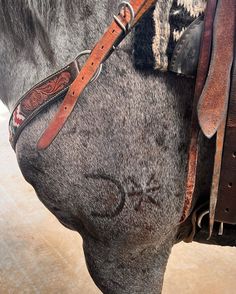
[215,47,236,224]
[37,0,157,150]
[183,0,236,234]
[9,61,80,150]
[180,0,217,223]
[197,0,235,139]
[208,0,236,235]
[170,16,204,78]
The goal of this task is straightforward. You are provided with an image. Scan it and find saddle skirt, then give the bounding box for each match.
[134,0,206,76]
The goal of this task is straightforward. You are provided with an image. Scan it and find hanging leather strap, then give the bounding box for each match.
[201,0,235,237]
[215,43,236,225]
[197,0,235,139]
[182,0,236,224]
[37,0,157,150]
[180,0,217,223]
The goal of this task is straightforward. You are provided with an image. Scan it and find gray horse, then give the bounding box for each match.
[0,1,214,293]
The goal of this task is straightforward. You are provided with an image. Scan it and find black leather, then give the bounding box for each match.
[169,17,204,77]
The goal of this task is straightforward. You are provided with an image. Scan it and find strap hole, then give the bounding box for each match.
[72,91,75,95]
[82,77,84,80]
[64,107,67,110]
[228,182,232,188]
[112,29,115,33]
[101,45,104,49]
[91,62,94,66]
[225,208,230,213]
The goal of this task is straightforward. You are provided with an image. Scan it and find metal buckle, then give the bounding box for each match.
[75,50,103,83]
[114,1,135,34]
[197,210,209,229]
[197,209,224,236]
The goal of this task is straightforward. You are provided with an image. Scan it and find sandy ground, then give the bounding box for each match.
[0,101,236,293]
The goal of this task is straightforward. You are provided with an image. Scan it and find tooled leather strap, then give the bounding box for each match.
[37,0,157,150]
[180,0,217,223]
[9,60,80,150]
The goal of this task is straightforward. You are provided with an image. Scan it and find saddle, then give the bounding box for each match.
[9,0,236,240]
[183,0,236,239]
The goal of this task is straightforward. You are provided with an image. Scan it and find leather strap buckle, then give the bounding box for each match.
[197,209,225,237]
[114,1,135,33]
[76,50,103,83]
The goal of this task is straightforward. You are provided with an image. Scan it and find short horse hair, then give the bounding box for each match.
[0,0,90,62]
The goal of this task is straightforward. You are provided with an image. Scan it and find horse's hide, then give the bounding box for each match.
[134,0,206,71]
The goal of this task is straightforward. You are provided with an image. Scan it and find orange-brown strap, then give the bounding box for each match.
[37,0,157,150]
[208,116,228,238]
[180,0,217,223]
[197,0,235,139]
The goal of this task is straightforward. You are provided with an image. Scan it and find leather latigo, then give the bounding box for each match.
[205,0,236,236]
[197,0,235,139]
[181,0,217,223]
[215,51,236,224]
[37,0,157,150]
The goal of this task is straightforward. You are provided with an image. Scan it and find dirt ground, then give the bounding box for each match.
[1,102,236,294]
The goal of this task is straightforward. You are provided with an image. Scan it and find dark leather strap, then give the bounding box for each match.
[215,47,236,224]
[180,0,217,223]
[209,116,228,237]
[207,0,236,237]
[37,0,157,150]
[182,0,236,228]
[197,0,235,139]
[170,16,204,78]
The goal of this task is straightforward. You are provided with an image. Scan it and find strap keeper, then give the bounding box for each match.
[114,1,135,34]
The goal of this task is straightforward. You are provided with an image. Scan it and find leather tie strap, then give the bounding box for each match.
[180,0,217,223]
[204,0,236,238]
[37,0,157,150]
[215,54,236,225]
[197,0,235,139]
